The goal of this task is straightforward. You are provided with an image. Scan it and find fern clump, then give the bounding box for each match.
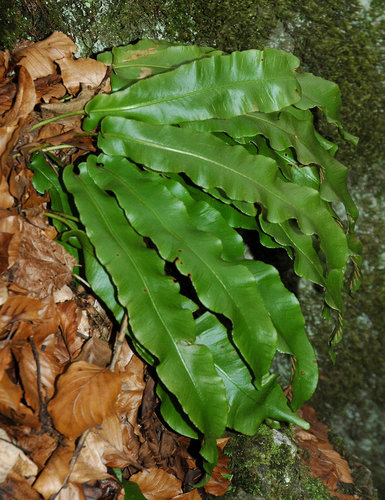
[30,39,361,475]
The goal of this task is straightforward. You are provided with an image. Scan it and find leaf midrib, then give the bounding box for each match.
[103,129,316,226]
[102,166,253,332]
[79,173,202,403]
[91,75,297,115]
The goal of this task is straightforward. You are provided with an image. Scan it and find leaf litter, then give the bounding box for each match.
[0,31,361,499]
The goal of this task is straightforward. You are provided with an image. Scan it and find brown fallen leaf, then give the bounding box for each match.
[0,50,11,81]
[47,361,122,439]
[55,482,86,500]
[5,220,76,299]
[95,414,141,469]
[0,470,41,499]
[70,431,111,484]
[33,439,75,499]
[13,31,77,81]
[116,342,145,431]
[296,405,354,495]
[0,66,35,171]
[0,428,22,482]
[0,66,36,128]
[34,74,67,103]
[58,57,108,94]
[14,342,62,411]
[129,467,183,500]
[0,176,15,209]
[204,438,231,496]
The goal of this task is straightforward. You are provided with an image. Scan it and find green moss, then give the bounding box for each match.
[222,425,334,499]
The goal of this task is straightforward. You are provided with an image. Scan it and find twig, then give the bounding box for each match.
[0,437,33,456]
[109,313,128,372]
[50,429,91,500]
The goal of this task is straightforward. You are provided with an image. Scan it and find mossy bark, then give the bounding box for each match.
[1,0,384,496]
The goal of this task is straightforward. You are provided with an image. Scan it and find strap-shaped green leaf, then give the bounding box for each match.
[241,260,318,410]
[295,72,358,146]
[88,154,277,381]
[195,313,310,433]
[63,160,228,466]
[181,108,357,219]
[259,217,326,288]
[98,117,349,310]
[102,40,223,91]
[84,49,301,129]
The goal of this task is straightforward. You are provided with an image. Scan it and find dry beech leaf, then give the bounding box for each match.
[0,428,20,482]
[296,405,354,493]
[129,468,183,500]
[0,295,58,345]
[48,361,122,439]
[0,50,10,81]
[95,414,141,468]
[318,449,353,484]
[9,221,76,299]
[0,283,8,305]
[0,66,35,169]
[14,31,77,80]
[204,438,231,496]
[0,215,21,272]
[14,430,58,470]
[0,66,36,127]
[0,366,23,413]
[34,74,67,103]
[0,470,41,499]
[33,439,75,499]
[70,431,111,484]
[58,58,108,94]
[55,482,86,500]
[76,336,111,367]
[12,451,38,479]
[15,343,62,411]
[116,341,145,432]
[0,176,15,209]
[53,300,83,363]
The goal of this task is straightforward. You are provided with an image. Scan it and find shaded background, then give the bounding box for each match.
[1,0,384,495]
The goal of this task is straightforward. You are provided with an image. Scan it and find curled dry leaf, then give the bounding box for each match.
[47,361,122,439]
[58,58,108,94]
[204,438,231,496]
[0,428,21,482]
[95,413,141,468]
[0,66,36,170]
[0,216,21,270]
[70,431,111,484]
[296,405,354,492]
[116,342,145,432]
[14,342,62,411]
[13,31,77,81]
[33,439,75,499]
[0,66,36,127]
[0,470,41,500]
[55,482,86,500]
[0,50,10,81]
[76,336,112,367]
[0,175,15,209]
[129,467,183,500]
[52,300,83,364]
[7,220,76,299]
